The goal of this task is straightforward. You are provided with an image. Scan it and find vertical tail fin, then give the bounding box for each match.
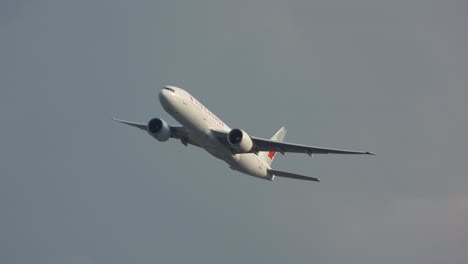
[261,127,287,166]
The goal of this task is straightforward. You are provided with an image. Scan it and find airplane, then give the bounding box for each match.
[114,86,375,182]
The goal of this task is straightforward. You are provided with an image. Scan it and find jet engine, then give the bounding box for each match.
[147,118,171,142]
[227,128,253,153]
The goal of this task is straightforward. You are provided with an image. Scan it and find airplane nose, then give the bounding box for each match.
[159,86,176,106]
[158,88,167,101]
[159,88,169,106]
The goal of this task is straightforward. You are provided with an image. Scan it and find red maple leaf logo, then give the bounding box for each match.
[268,151,276,160]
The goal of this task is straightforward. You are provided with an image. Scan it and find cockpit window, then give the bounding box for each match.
[164,87,175,92]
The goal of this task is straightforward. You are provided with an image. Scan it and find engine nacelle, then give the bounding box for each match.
[147,118,171,142]
[227,128,253,153]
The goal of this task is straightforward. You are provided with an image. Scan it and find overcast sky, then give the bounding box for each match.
[1,0,467,263]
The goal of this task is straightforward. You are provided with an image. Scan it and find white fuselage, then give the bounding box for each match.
[159,86,273,180]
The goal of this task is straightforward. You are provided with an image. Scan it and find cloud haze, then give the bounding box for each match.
[1,0,467,263]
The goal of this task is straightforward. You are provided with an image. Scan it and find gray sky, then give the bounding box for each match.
[1,0,467,263]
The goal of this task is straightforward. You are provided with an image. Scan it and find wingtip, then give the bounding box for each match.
[366,151,376,155]
[112,117,126,123]
[112,118,124,124]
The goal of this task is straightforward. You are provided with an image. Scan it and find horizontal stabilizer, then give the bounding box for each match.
[268,169,320,182]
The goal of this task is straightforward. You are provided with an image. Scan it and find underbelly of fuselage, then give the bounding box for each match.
[161,95,272,180]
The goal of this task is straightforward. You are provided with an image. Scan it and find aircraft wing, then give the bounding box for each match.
[113,118,200,147]
[113,118,147,131]
[212,130,375,156]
